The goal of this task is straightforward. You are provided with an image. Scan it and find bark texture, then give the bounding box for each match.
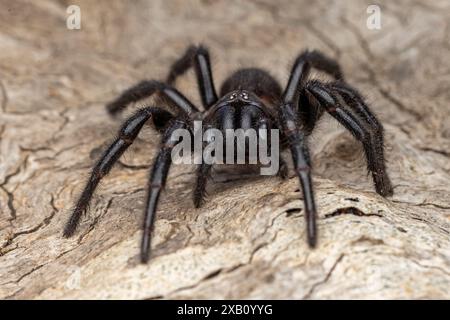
[0,0,449,299]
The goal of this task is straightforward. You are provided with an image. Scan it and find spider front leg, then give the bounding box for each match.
[141,119,188,263]
[305,81,393,197]
[63,107,174,238]
[279,103,317,247]
[166,45,218,109]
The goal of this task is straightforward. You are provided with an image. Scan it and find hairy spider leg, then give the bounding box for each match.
[106,80,199,116]
[278,102,316,247]
[284,49,344,104]
[66,45,394,262]
[166,45,218,109]
[63,107,175,238]
[141,119,188,263]
[277,49,354,247]
[299,50,344,80]
[283,50,344,134]
[331,84,388,192]
[305,80,393,197]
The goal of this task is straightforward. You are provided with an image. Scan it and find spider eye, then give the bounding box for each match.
[229,93,237,100]
[241,92,249,100]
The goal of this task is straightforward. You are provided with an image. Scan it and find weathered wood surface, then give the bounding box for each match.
[0,0,449,299]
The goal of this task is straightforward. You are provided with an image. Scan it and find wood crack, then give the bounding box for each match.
[303,254,345,299]
[324,206,382,219]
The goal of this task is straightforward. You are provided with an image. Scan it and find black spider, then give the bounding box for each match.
[63,45,393,263]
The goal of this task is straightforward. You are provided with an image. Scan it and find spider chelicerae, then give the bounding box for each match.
[63,45,393,263]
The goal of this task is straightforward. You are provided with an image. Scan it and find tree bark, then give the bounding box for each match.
[0,0,449,299]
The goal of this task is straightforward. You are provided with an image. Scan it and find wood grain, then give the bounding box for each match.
[0,0,449,299]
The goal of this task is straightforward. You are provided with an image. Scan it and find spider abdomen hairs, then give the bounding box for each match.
[63,45,393,263]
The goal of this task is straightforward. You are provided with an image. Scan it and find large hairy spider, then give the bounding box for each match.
[63,45,393,263]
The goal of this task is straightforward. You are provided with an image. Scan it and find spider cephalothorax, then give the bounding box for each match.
[63,45,393,263]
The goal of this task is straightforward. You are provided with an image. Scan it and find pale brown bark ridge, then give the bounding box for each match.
[0,0,449,299]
